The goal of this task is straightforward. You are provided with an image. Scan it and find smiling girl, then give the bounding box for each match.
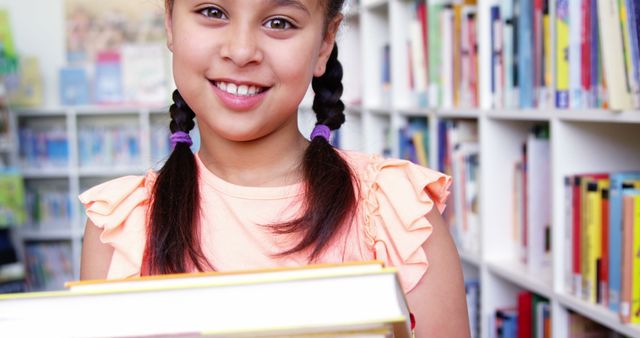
[79,0,470,336]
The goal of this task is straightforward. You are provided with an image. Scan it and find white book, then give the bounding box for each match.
[0,262,412,338]
[526,134,551,274]
[440,7,454,109]
[569,0,582,108]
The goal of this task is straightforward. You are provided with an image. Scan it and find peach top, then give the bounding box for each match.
[79,150,451,293]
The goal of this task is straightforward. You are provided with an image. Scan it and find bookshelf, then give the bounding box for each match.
[3,0,640,336]
[336,0,640,337]
[11,105,174,291]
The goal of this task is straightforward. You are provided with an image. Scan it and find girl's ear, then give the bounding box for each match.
[164,8,174,52]
[314,15,343,77]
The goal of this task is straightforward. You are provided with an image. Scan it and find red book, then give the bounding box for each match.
[518,291,533,338]
[572,173,609,297]
[580,0,591,95]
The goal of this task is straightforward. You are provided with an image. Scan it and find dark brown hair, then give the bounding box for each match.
[144,0,353,274]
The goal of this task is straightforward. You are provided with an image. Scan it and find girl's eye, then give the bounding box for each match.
[199,7,226,19]
[264,18,293,30]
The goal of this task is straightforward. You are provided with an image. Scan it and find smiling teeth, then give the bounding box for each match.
[216,81,263,96]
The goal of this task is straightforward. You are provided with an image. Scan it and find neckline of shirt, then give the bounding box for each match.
[195,152,304,200]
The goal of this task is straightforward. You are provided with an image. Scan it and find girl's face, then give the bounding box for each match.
[165,0,338,143]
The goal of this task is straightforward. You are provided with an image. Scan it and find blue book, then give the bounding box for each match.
[518,0,534,108]
[59,66,90,105]
[608,171,640,312]
[502,0,516,108]
[93,51,123,104]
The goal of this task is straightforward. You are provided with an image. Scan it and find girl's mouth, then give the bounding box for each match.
[212,81,269,97]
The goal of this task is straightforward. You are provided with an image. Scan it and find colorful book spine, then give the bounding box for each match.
[599,187,609,305]
[620,190,640,323]
[555,0,570,108]
[569,0,582,108]
[608,172,640,312]
[518,0,534,108]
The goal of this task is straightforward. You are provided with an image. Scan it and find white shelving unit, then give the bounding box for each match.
[335,0,640,337]
[6,0,640,336]
[12,105,173,284]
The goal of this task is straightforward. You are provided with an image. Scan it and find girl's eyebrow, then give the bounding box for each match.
[268,0,311,15]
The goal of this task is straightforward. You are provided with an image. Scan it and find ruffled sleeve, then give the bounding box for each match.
[361,156,451,293]
[78,172,155,279]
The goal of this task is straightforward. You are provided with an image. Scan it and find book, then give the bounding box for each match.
[555,0,570,108]
[597,0,633,109]
[620,190,640,324]
[0,261,413,337]
[582,178,609,303]
[526,128,551,273]
[0,168,26,227]
[59,66,90,106]
[608,172,640,312]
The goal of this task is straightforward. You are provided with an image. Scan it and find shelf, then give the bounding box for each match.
[18,228,80,241]
[556,292,640,338]
[365,106,392,116]
[15,104,170,116]
[486,260,553,299]
[437,109,481,119]
[396,107,431,117]
[362,0,388,10]
[79,165,147,177]
[458,250,482,268]
[346,105,364,114]
[21,167,70,178]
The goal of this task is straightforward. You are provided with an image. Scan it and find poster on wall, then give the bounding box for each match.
[63,0,169,105]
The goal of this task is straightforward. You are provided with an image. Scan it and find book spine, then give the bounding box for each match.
[569,0,583,109]
[600,188,610,306]
[519,0,534,108]
[555,0,570,108]
[620,194,634,323]
[632,194,640,323]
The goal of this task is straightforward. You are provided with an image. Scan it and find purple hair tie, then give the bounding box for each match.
[170,131,193,148]
[310,124,331,141]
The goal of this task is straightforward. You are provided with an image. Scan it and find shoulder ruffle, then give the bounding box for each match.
[78,172,156,279]
[360,155,451,293]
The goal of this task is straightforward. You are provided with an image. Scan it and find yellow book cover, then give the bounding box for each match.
[555,0,570,108]
[543,8,552,105]
[411,131,429,167]
[582,178,609,303]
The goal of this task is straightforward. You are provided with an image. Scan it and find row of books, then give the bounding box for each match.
[513,125,552,274]
[18,127,69,168]
[60,44,169,106]
[438,119,480,256]
[24,240,73,292]
[398,117,430,167]
[564,171,640,324]
[24,186,71,230]
[489,0,640,110]
[406,0,640,110]
[492,291,551,338]
[78,125,142,168]
[19,124,174,169]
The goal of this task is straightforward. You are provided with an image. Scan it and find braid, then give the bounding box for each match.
[311,43,345,130]
[143,89,212,275]
[273,43,358,261]
[169,90,196,134]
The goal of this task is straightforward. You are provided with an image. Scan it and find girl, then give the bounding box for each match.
[80,0,470,336]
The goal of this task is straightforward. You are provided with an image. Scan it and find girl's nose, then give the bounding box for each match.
[219,25,264,67]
